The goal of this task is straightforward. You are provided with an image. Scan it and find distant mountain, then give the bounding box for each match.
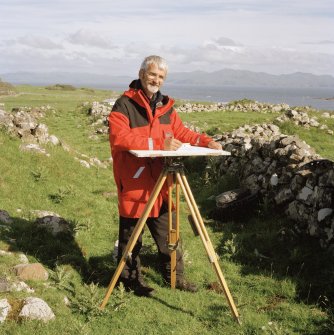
[167,70,334,88]
[0,72,132,88]
[2,69,334,88]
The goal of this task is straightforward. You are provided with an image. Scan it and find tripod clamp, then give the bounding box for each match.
[163,157,184,172]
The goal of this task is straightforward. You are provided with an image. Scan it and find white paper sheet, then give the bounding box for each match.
[129,143,231,158]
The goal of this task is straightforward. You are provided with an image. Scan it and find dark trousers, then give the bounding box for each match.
[118,203,184,282]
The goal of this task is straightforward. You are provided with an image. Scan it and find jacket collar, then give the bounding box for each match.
[125,79,174,118]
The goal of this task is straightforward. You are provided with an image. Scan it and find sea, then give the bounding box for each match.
[105,84,334,111]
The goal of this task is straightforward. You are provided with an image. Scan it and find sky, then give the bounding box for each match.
[0,0,334,77]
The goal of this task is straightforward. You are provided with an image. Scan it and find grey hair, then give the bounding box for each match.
[140,55,168,74]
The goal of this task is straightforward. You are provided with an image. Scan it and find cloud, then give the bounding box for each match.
[0,1,333,77]
[213,37,242,47]
[67,29,115,49]
[158,42,334,76]
[6,35,63,50]
[302,40,334,45]
[1,30,334,77]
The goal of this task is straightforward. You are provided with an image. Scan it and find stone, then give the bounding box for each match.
[19,297,55,322]
[0,278,11,292]
[309,221,319,236]
[0,210,13,224]
[31,210,58,218]
[286,201,311,224]
[32,123,49,143]
[20,143,50,156]
[0,250,13,256]
[0,299,11,323]
[89,157,105,168]
[324,226,333,242]
[274,188,294,205]
[270,173,278,186]
[318,208,333,222]
[78,159,90,168]
[35,215,70,236]
[297,186,313,201]
[10,281,35,293]
[309,119,320,127]
[243,174,261,193]
[13,263,49,281]
[63,296,70,306]
[319,169,334,187]
[290,174,305,192]
[18,253,29,264]
[48,135,60,145]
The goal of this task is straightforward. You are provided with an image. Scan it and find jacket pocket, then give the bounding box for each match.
[119,154,155,202]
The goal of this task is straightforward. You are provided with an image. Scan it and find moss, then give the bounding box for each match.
[7,298,25,322]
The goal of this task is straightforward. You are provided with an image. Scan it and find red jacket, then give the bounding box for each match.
[108,80,213,218]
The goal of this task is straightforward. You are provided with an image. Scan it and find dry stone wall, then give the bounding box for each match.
[176,100,290,114]
[0,106,59,153]
[214,124,334,248]
[0,105,109,168]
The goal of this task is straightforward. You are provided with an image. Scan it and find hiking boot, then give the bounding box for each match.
[175,279,198,293]
[122,279,155,297]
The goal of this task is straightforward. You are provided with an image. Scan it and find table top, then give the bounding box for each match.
[129,143,231,158]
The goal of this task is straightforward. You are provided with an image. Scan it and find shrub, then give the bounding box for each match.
[45,84,77,91]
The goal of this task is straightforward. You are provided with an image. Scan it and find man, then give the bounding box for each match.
[108,55,222,296]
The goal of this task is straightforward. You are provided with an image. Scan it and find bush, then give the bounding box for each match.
[45,84,77,91]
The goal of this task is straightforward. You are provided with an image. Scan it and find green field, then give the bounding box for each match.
[0,85,333,335]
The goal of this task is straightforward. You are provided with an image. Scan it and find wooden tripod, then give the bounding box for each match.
[100,157,240,323]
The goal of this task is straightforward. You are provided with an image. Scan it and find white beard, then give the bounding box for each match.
[147,84,159,94]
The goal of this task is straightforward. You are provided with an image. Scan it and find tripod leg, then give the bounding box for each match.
[175,179,180,239]
[167,173,177,288]
[100,170,168,310]
[175,173,217,262]
[179,172,216,256]
[176,172,240,324]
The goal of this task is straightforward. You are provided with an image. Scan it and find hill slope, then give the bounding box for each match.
[2,69,334,88]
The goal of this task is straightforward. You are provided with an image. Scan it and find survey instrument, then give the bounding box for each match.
[100,145,241,324]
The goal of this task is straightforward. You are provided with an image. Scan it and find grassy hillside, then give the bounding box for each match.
[0,85,333,334]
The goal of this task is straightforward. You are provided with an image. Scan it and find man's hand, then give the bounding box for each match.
[164,137,182,151]
[207,141,222,150]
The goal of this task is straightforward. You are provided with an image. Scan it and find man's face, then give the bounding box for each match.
[139,63,166,98]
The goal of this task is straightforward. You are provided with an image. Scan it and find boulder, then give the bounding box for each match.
[0,210,13,224]
[13,263,49,281]
[0,299,11,323]
[35,215,70,236]
[19,297,55,322]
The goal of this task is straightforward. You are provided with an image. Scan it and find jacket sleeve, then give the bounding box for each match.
[109,111,162,151]
[171,109,212,147]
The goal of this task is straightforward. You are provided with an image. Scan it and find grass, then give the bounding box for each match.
[179,108,334,161]
[278,120,334,160]
[179,110,277,135]
[0,85,333,334]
